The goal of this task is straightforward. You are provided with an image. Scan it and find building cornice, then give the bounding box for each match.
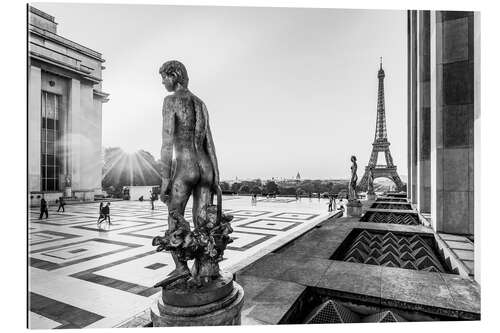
[29,24,105,63]
[29,6,56,23]
[29,51,102,84]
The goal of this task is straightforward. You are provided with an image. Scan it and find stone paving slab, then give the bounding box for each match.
[248,280,307,324]
[380,267,456,313]
[441,273,481,315]
[317,260,382,299]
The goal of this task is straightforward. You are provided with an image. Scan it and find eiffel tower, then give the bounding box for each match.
[358,58,404,192]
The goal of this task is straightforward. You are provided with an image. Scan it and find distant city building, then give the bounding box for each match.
[296,172,301,182]
[28,6,109,203]
[407,11,478,277]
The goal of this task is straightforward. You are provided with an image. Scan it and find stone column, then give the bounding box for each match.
[417,11,431,214]
[433,12,475,235]
[93,96,104,194]
[78,83,94,193]
[69,78,81,192]
[473,11,480,283]
[28,65,42,192]
[430,11,438,231]
[408,11,419,206]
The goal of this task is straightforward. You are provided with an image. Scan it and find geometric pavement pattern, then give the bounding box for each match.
[338,230,450,273]
[360,211,420,225]
[28,197,331,328]
[304,300,407,324]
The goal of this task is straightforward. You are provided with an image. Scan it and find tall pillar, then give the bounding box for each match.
[473,11,480,283]
[430,11,438,231]
[417,11,431,214]
[28,66,42,192]
[434,12,475,235]
[69,78,81,190]
[409,11,418,205]
[407,11,412,199]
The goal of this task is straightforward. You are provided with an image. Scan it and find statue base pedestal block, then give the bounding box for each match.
[151,273,244,327]
[346,200,362,217]
[366,193,377,201]
[64,187,72,198]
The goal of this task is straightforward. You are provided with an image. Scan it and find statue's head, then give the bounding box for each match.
[351,155,357,162]
[159,60,189,92]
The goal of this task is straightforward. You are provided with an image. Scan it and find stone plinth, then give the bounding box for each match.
[64,187,72,198]
[346,200,362,217]
[151,273,244,327]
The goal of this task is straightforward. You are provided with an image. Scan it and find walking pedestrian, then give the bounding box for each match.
[97,202,104,225]
[98,202,112,226]
[39,198,48,219]
[150,191,155,210]
[328,196,333,212]
[57,196,65,212]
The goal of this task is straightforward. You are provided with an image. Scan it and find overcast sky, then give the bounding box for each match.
[34,3,407,180]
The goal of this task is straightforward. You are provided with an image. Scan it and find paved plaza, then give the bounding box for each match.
[28,196,338,329]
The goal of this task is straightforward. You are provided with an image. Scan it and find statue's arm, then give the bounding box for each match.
[160,97,175,182]
[202,103,220,184]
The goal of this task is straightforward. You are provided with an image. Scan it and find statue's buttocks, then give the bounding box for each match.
[167,93,213,187]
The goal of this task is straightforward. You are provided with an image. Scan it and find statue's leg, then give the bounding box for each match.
[167,177,192,276]
[192,183,212,229]
[191,183,217,281]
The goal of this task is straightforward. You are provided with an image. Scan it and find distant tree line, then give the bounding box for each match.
[220,179,349,197]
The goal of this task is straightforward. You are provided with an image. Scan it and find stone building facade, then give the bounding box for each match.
[28,6,109,203]
[407,11,479,236]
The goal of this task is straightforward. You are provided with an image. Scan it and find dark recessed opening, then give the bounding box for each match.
[280,286,476,324]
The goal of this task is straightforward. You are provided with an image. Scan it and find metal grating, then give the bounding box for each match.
[360,211,419,225]
[338,230,449,273]
[370,203,412,210]
[304,300,408,324]
[376,198,408,202]
[363,310,407,323]
[304,300,359,324]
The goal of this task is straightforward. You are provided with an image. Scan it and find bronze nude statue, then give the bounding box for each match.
[348,155,358,201]
[152,60,234,288]
[367,166,375,195]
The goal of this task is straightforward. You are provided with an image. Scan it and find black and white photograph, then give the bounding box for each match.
[9,0,498,330]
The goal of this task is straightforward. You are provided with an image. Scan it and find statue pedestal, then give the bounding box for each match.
[151,272,244,327]
[346,200,362,217]
[366,192,377,201]
[64,187,72,198]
